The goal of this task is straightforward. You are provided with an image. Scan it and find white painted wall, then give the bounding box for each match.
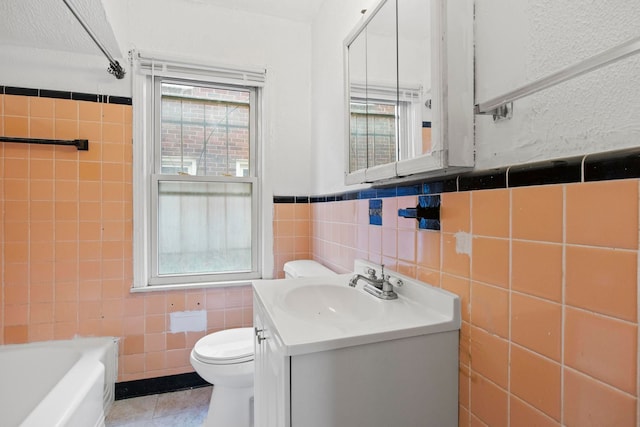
[310,0,378,195]
[310,0,640,195]
[0,45,131,97]
[1,0,313,196]
[3,0,640,196]
[106,0,313,196]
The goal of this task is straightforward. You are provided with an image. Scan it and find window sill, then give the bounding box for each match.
[130,279,256,293]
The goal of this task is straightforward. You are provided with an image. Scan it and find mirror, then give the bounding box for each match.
[398,0,432,158]
[347,0,399,180]
[348,24,369,173]
[360,0,397,170]
[345,0,474,184]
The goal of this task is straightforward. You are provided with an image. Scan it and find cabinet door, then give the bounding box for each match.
[253,308,267,425]
[254,299,290,427]
[345,0,474,184]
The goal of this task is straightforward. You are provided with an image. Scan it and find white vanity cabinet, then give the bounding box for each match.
[290,333,458,426]
[253,262,461,427]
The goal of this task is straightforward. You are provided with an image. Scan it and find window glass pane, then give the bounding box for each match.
[368,101,397,167]
[160,83,251,177]
[349,105,369,172]
[350,100,397,170]
[157,181,252,276]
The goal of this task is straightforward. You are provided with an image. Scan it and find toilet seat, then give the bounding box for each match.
[193,328,254,365]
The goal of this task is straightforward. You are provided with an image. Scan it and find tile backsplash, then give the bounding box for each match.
[303,180,638,426]
[3,88,639,425]
[272,201,310,278]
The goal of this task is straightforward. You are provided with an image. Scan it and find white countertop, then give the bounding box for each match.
[252,260,461,356]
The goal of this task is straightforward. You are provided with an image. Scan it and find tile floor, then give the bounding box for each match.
[105,386,213,427]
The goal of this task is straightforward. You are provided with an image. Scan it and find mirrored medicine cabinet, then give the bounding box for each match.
[344,0,474,184]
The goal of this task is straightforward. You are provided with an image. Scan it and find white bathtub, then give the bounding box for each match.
[0,337,118,427]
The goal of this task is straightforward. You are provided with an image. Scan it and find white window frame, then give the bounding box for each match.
[131,52,270,290]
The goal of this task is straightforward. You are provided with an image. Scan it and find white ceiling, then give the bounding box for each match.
[0,0,122,56]
[0,0,325,59]
[190,0,326,22]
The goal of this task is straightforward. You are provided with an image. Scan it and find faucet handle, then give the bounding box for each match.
[388,277,403,287]
[365,267,377,278]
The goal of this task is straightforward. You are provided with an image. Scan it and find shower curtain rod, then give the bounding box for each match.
[62,0,125,79]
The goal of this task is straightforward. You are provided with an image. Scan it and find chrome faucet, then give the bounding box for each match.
[349,265,402,300]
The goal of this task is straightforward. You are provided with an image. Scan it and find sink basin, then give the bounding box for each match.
[253,260,461,355]
[282,284,382,322]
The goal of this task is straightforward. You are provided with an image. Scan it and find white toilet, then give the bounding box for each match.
[191,260,335,427]
[284,259,336,279]
[191,328,255,427]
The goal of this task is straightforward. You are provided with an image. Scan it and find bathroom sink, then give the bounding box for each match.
[282,284,382,322]
[253,260,461,356]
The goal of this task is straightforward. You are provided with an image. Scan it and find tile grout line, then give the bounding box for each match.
[467,192,473,426]
[51,104,57,334]
[562,364,638,400]
[150,393,160,420]
[507,187,512,427]
[511,238,636,253]
[75,108,81,330]
[27,101,32,334]
[637,179,640,426]
[560,184,567,426]
[0,95,3,343]
[511,393,559,425]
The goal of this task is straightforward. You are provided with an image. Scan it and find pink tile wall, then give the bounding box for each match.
[308,182,639,426]
[0,94,253,382]
[273,203,311,278]
[4,91,639,419]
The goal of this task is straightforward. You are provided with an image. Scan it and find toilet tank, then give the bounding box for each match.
[284,260,335,279]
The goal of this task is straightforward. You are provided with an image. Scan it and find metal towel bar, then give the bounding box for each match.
[475,35,640,120]
[0,136,89,151]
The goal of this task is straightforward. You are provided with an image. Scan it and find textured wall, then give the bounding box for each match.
[475,0,640,169]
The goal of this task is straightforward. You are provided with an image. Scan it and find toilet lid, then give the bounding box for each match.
[284,260,336,278]
[193,327,254,364]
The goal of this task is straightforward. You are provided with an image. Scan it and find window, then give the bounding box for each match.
[132,54,266,288]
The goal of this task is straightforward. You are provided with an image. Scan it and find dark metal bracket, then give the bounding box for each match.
[398,195,441,230]
[0,136,89,151]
